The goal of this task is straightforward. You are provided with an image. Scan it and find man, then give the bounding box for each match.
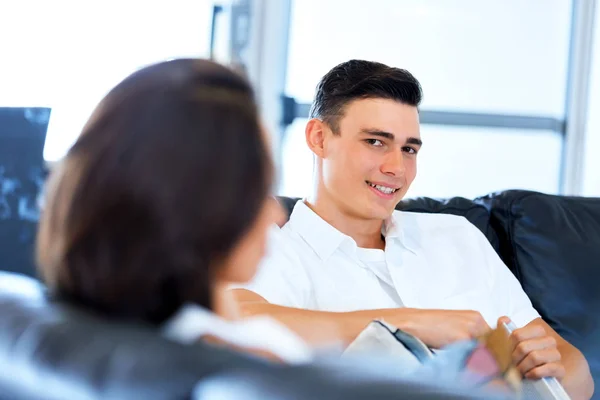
[232,60,593,399]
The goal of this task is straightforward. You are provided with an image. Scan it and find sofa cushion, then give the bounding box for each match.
[0,283,267,400]
[194,367,495,400]
[487,190,600,391]
[0,271,44,299]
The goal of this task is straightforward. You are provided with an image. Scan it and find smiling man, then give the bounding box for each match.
[232,60,593,399]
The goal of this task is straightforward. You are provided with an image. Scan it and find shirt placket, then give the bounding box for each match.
[345,245,398,309]
[386,241,419,309]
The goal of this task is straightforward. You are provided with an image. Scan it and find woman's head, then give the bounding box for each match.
[37,59,279,324]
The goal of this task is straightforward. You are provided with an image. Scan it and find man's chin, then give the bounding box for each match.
[339,194,398,221]
[361,204,396,221]
[376,208,396,220]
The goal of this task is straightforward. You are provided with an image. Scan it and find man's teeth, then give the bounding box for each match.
[368,182,397,194]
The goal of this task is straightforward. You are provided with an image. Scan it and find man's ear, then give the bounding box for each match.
[305,118,327,158]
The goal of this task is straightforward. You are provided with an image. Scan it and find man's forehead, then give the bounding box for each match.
[341,99,419,124]
[343,97,418,112]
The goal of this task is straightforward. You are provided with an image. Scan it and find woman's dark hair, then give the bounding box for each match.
[309,59,423,133]
[37,59,272,325]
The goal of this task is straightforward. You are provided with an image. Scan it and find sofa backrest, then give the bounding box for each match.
[0,274,268,399]
[0,273,493,400]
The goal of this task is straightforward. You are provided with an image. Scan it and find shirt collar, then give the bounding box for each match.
[383,211,419,254]
[287,200,419,260]
[288,200,349,261]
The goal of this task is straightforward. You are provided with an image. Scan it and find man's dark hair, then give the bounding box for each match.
[37,59,271,325]
[309,59,423,133]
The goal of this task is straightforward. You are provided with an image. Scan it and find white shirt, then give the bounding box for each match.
[162,304,313,364]
[243,200,540,328]
[355,247,404,306]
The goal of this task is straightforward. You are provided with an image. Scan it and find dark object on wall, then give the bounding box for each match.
[0,107,50,277]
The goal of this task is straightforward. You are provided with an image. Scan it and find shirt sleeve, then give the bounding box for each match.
[231,224,312,309]
[467,222,541,328]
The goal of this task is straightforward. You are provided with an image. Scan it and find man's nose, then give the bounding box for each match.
[381,148,405,177]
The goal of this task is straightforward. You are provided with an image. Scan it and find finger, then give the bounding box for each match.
[513,336,557,364]
[470,323,491,338]
[466,312,491,337]
[478,324,492,338]
[510,324,547,345]
[516,348,562,375]
[497,316,511,327]
[524,362,566,381]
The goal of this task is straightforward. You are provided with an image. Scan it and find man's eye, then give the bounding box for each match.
[403,147,417,154]
[366,139,383,147]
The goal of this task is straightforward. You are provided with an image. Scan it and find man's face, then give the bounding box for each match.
[319,98,421,221]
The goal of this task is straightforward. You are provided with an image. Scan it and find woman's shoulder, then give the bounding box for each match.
[162,304,313,364]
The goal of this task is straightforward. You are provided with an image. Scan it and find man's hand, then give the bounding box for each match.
[387,309,491,349]
[498,316,566,381]
[233,289,491,348]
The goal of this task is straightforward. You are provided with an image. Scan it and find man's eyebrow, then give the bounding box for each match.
[360,129,423,146]
[406,137,423,146]
[359,129,395,140]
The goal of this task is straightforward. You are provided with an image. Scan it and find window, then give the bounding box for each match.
[583,1,600,196]
[279,0,572,198]
[286,0,571,117]
[407,126,562,199]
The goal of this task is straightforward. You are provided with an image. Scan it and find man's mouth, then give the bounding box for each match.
[366,181,400,195]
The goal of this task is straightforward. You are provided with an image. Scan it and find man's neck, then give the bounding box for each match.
[305,195,385,250]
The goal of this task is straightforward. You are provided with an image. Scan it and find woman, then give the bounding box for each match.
[36,58,315,363]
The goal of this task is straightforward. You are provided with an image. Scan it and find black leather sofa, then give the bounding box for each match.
[0,274,496,400]
[0,191,596,399]
[1,108,597,398]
